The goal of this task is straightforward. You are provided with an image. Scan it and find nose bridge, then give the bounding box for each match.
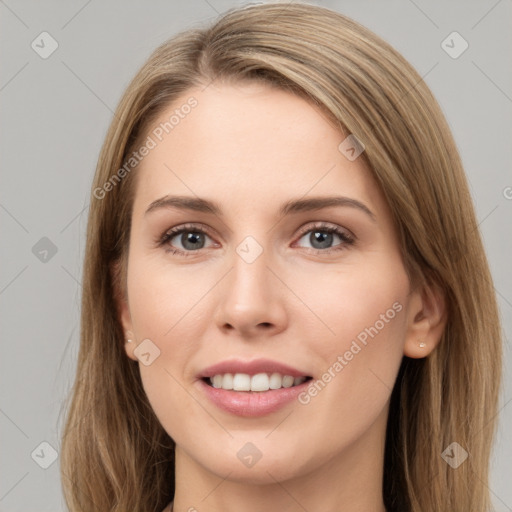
[229,235,272,310]
[214,232,287,334]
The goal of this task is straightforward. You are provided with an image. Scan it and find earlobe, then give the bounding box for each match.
[110,259,138,362]
[403,281,447,359]
[119,299,139,362]
[123,329,139,362]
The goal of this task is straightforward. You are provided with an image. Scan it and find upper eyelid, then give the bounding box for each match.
[296,221,352,236]
[165,222,216,239]
[165,220,345,234]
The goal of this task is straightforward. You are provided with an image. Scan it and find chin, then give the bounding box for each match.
[192,440,315,484]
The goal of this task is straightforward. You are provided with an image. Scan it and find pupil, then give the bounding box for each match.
[182,232,204,250]
[311,231,332,249]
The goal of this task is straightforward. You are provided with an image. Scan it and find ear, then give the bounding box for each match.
[403,280,447,358]
[111,259,138,362]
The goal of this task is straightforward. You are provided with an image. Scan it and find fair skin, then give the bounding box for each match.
[117,81,446,512]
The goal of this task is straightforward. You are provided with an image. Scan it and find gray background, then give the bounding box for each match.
[1,0,511,510]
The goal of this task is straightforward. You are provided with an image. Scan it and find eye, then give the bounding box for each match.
[158,224,216,255]
[294,222,355,253]
[157,221,355,257]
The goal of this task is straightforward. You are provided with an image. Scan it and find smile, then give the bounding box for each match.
[206,372,311,391]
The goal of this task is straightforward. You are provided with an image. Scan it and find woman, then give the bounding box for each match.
[59,2,503,511]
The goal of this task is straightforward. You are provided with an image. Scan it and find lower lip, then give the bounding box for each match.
[197,378,311,417]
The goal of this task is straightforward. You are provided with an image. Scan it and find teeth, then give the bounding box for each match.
[221,373,233,390]
[282,375,294,388]
[269,372,282,389]
[209,372,308,391]
[233,373,251,391]
[212,375,223,388]
[251,373,269,392]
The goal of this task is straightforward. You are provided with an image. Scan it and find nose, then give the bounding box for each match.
[214,245,288,338]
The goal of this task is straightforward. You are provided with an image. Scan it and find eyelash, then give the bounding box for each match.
[157,222,355,257]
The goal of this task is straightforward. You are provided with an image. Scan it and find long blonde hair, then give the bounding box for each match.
[59,3,503,511]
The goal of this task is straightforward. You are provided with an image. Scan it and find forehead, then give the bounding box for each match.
[131,81,383,219]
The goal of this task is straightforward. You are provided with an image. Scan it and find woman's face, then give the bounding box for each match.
[119,81,430,485]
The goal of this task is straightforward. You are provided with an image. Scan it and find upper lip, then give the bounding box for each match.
[198,358,311,378]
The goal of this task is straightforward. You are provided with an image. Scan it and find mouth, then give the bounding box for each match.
[202,373,313,392]
[198,374,313,417]
[196,358,314,416]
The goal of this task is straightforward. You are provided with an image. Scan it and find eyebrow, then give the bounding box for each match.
[144,195,376,222]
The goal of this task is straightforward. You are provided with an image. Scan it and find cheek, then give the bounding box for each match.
[294,264,408,423]
[126,254,206,340]
[300,262,408,352]
[125,258,211,432]
[300,267,406,404]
